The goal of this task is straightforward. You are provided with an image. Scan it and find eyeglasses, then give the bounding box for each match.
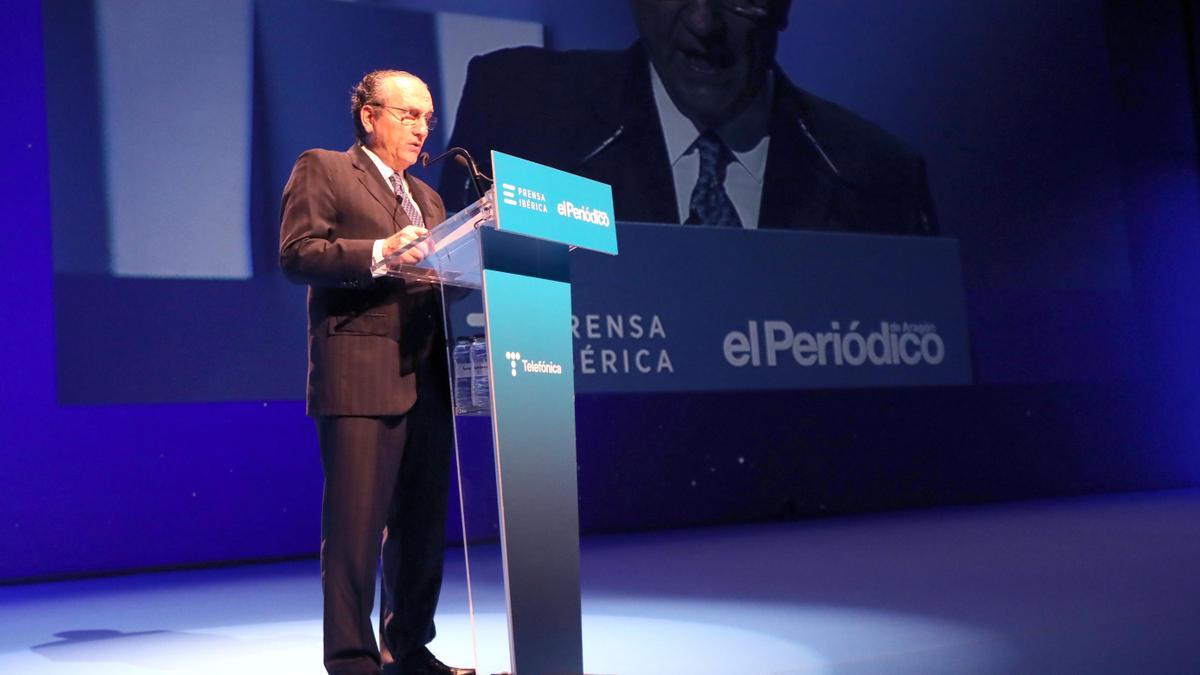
[371,103,438,132]
[652,0,770,21]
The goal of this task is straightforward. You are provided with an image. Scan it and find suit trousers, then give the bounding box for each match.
[317,385,454,675]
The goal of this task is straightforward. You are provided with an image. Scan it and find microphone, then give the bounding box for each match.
[573,124,625,170]
[421,147,491,201]
[795,116,841,178]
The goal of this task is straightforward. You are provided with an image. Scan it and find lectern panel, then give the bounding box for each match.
[482,268,583,674]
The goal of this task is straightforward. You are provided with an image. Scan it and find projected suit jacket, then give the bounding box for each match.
[280,145,445,416]
[440,44,937,235]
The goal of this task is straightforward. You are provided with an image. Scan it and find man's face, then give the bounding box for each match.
[631,0,785,129]
[361,75,434,172]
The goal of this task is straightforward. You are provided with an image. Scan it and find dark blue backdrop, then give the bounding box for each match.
[5,0,1199,582]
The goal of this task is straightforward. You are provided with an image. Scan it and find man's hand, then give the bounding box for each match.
[382,225,430,265]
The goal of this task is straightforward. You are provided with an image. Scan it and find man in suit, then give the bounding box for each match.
[280,70,473,675]
[441,0,936,235]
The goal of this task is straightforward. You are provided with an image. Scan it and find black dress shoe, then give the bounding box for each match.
[401,646,475,675]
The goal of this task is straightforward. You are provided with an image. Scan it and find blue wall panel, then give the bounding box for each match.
[5,0,1199,582]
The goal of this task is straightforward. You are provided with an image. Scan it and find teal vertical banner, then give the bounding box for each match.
[481,268,583,673]
[491,151,618,254]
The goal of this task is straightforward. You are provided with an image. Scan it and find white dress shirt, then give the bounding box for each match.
[361,144,413,272]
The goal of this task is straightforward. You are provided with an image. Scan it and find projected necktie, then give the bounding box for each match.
[388,172,425,230]
[684,130,742,228]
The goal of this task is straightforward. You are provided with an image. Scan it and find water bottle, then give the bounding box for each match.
[452,337,473,414]
[470,334,489,412]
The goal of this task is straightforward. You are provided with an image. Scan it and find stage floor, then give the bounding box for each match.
[1,489,1197,674]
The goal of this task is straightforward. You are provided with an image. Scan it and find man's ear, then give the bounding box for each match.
[360,105,375,137]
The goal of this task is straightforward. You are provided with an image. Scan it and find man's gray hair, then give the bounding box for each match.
[351,69,421,142]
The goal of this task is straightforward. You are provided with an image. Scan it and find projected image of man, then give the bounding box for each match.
[442,0,937,235]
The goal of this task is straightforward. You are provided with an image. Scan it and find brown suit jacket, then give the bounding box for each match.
[279,144,446,417]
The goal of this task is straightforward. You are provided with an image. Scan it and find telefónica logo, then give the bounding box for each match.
[504,350,564,377]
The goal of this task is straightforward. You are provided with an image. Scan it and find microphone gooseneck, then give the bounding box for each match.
[574,125,625,170]
[422,147,491,201]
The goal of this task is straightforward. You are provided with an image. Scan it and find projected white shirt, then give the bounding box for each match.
[649,64,772,229]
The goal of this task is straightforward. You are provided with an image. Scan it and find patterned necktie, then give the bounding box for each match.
[684,130,743,228]
[388,172,425,229]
